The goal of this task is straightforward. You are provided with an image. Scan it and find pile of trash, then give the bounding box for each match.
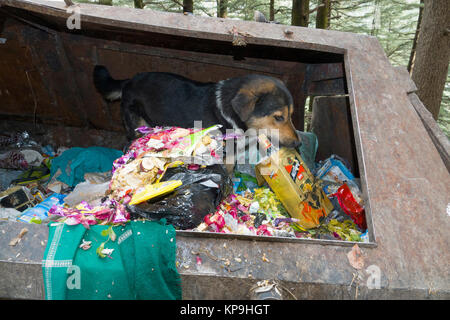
[0,130,124,225]
[1,125,368,243]
[194,153,368,242]
[1,126,226,228]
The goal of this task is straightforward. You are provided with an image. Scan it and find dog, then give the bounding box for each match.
[93,65,301,151]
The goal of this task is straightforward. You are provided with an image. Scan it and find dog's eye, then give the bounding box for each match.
[274,115,284,122]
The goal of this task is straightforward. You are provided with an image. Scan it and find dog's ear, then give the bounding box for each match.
[231,89,257,122]
[231,78,277,122]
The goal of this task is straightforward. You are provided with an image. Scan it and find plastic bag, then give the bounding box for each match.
[128,165,232,230]
[330,183,367,230]
[63,181,110,207]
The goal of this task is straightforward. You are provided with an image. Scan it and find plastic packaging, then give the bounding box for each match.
[255,134,333,230]
[360,230,369,243]
[17,193,66,224]
[315,155,360,191]
[331,183,367,230]
[128,165,232,230]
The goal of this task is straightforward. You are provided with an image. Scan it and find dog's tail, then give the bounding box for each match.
[93,65,128,102]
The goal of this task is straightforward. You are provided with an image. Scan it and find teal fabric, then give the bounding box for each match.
[49,147,123,187]
[42,220,181,300]
[297,131,319,172]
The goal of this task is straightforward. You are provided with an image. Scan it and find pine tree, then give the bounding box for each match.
[315,0,330,29]
[411,0,450,120]
[291,0,309,27]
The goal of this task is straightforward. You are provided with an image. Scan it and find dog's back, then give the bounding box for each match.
[94,66,218,136]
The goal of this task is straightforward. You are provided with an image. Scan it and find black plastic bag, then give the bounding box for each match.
[127,165,232,230]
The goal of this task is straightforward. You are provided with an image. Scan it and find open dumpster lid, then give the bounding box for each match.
[0,0,449,299]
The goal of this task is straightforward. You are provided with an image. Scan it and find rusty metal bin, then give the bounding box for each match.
[0,0,449,300]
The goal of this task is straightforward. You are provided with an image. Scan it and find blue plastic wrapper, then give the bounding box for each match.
[315,155,355,181]
[41,145,56,157]
[17,193,66,224]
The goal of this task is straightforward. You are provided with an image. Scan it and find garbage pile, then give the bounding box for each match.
[0,131,122,224]
[1,125,368,243]
[194,148,368,242]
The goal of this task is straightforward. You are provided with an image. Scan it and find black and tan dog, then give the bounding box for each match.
[93,65,301,149]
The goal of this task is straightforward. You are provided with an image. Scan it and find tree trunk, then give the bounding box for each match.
[291,0,309,27]
[270,0,275,21]
[316,0,330,29]
[411,0,450,120]
[217,0,228,18]
[407,0,424,73]
[183,0,193,13]
[134,0,144,9]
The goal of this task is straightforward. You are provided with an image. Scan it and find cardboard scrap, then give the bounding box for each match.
[9,227,28,246]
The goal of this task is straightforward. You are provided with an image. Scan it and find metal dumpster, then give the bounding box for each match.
[0,0,449,300]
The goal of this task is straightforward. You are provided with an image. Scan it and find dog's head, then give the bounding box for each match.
[231,75,301,149]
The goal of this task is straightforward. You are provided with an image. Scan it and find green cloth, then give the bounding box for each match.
[42,220,181,300]
[49,147,123,187]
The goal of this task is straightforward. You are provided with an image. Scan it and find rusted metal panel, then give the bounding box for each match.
[408,92,450,171]
[303,63,346,96]
[311,96,359,175]
[0,0,448,299]
[306,78,346,96]
[307,63,344,82]
[394,65,418,94]
[0,37,55,119]
[0,16,87,127]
